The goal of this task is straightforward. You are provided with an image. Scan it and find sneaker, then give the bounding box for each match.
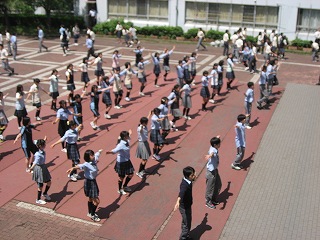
[136,171,143,179]
[70,175,78,182]
[63,54,67,56]
[245,125,252,129]
[114,105,121,109]
[212,201,220,205]
[87,213,92,218]
[123,186,132,192]
[139,92,145,96]
[129,45,133,48]
[118,105,123,108]
[117,189,127,195]
[91,215,101,222]
[61,148,67,153]
[186,116,192,120]
[36,199,46,205]
[26,168,30,173]
[74,43,78,46]
[137,41,141,45]
[171,127,178,132]
[36,117,42,121]
[42,194,51,201]
[169,121,173,126]
[125,97,130,102]
[77,137,82,142]
[245,67,249,71]
[209,99,215,104]
[104,113,111,119]
[74,173,81,180]
[154,85,160,88]
[231,164,241,170]
[206,201,216,209]
[90,121,97,129]
[153,154,161,161]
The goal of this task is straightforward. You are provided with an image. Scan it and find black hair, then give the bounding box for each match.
[102,76,109,82]
[152,108,161,116]
[185,79,193,85]
[183,166,195,179]
[23,117,31,126]
[247,82,254,88]
[51,69,58,75]
[84,149,94,162]
[203,70,209,76]
[74,94,81,100]
[172,84,180,92]
[59,100,66,107]
[237,114,246,122]
[120,131,130,140]
[210,137,221,147]
[213,63,218,67]
[178,60,183,65]
[140,117,148,125]
[191,52,197,57]
[261,65,267,72]
[161,97,168,104]
[82,57,88,63]
[68,120,76,127]
[67,63,73,69]
[36,139,46,148]
[16,84,23,94]
[33,78,40,83]
[91,85,98,92]
[124,62,131,68]
[218,60,224,66]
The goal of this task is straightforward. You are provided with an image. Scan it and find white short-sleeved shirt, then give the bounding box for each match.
[29,84,42,103]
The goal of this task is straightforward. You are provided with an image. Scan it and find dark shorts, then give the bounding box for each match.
[74,116,83,125]
[50,92,59,99]
[67,83,75,91]
[91,108,100,117]
[95,69,105,77]
[32,102,42,108]
[114,90,123,97]
[22,144,38,158]
[81,72,90,83]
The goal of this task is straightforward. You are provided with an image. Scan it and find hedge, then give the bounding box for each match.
[0,14,85,36]
[94,19,183,39]
[291,38,312,48]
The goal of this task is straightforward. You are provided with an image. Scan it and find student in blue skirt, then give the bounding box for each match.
[150,108,170,161]
[78,57,90,95]
[135,117,151,178]
[51,121,83,182]
[67,149,103,222]
[29,139,51,205]
[200,71,213,111]
[73,94,83,141]
[106,130,134,195]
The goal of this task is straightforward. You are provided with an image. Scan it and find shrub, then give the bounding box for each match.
[291,38,312,48]
[206,30,224,40]
[137,26,183,39]
[184,28,198,39]
[245,35,258,44]
[93,18,133,34]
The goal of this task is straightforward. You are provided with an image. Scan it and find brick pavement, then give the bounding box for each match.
[0,35,319,240]
[220,83,320,240]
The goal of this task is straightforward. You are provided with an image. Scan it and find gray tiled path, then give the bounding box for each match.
[220,83,320,240]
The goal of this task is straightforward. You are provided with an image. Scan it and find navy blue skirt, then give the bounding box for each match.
[84,178,99,198]
[114,160,134,176]
[200,86,210,98]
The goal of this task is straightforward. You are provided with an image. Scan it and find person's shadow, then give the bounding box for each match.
[219,181,233,210]
[97,195,121,219]
[190,213,212,239]
[51,181,74,210]
[240,152,255,171]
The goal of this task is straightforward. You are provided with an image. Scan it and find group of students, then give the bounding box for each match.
[1,28,283,231]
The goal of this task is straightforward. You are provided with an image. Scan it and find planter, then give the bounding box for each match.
[287,46,297,50]
[303,47,312,52]
[160,36,169,40]
[176,36,185,41]
[297,46,303,51]
[150,35,158,39]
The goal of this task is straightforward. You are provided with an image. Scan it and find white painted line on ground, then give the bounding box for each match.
[16,201,101,226]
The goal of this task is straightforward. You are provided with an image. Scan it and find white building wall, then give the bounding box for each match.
[78,0,320,40]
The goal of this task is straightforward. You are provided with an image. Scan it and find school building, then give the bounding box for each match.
[78,0,320,40]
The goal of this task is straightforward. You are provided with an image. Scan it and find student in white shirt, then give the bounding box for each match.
[222,30,229,56]
[195,28,207,51]
[0,44,14,76]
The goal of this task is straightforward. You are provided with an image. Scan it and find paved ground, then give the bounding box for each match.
[220,83,320,240]
[0,35,319,240]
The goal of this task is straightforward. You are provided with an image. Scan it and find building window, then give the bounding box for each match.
[186,1,278,29]
[108,0,168,21]
[297,8,320,32]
